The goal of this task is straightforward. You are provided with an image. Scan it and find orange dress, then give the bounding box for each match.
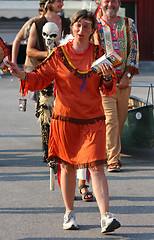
[21,41,116,168]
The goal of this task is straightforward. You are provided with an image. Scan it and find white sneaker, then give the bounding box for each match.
[63,210,78,230]
[101,212,121,233]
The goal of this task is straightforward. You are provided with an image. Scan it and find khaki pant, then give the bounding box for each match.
[102,86,131,165]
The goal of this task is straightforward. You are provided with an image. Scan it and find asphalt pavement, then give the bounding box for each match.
[0,64,154,240]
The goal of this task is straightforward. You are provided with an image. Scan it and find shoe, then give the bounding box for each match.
[107,162,121,172]
[101,212,121,233]
[78,184,93,202]
[63,210,78,230]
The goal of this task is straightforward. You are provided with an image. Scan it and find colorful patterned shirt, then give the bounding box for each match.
[96,16,139,79]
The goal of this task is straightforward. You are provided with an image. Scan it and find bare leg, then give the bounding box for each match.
[78,179,86,192]
[76,168,87,184]
[61,164,76,212]
[77,169,88,194]
[89,164,109,218]
[78,179,93,200]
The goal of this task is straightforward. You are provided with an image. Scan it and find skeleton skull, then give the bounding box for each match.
[42,22,59,50]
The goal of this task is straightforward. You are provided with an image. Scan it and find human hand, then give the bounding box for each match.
[118,74,130,89]
[4,59,25,80]
[101,64,115,79]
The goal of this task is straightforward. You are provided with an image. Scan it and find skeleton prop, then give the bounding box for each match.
[36,22,59,190]
[42,22,59,54]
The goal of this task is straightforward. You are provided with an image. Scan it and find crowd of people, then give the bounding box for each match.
[1,0,139,234]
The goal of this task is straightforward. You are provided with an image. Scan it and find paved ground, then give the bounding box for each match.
[0,66,154,240]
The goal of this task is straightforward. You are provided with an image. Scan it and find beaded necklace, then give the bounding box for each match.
[59,41,100,92]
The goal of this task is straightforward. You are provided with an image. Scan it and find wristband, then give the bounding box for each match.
[103,75,112,82]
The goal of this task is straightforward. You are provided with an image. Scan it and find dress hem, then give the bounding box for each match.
[47,156,107,169]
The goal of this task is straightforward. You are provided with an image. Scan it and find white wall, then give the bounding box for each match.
[0,0,125,18]
[0,1,39,19]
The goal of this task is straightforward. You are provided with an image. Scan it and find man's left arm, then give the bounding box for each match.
[119,19,139,89]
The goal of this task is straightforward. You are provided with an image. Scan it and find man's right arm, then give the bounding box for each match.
[12,18,35,63]
[12,17,40,63]
[26,23,47,60]
[12,37,21,63]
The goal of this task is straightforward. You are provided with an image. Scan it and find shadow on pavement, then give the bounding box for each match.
[16,232,154,240]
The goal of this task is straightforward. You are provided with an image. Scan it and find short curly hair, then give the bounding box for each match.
[70,9,96,40]
[70,9,96,30]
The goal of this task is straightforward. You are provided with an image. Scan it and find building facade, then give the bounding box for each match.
[121,0,154,61]
[0,0,153,61]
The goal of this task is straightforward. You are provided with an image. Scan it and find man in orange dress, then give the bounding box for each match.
[8,10,121,234]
